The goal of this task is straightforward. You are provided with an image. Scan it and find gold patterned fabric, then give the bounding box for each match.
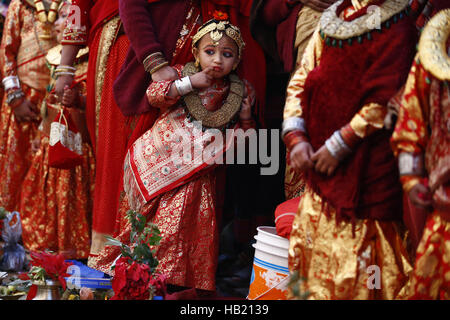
[89,171,220,291]
[289,186,413,299]
[407,212,450,299]
[0,0,57,211]
[284,0,414,299]
[0,0,57,91]
[20,136,95,259]
[293,6,322,70]
[390,10,450,299]
[0,85,42,211]
[19,46,95,260]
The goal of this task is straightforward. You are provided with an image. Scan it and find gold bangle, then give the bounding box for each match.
[149,61,169,75]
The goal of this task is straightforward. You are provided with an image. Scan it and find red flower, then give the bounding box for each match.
[29,251,73,290]
[111,257,166,300]
[213,10,228,21]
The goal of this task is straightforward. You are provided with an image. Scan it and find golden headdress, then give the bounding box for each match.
[192,12,245,59]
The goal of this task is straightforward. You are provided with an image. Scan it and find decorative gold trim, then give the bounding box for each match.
[181,62,244,130]
[94,16,121,144]
[319,0,409,39]
[418,9,450,81]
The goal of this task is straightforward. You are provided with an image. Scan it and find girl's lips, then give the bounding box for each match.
[213,66,222,72]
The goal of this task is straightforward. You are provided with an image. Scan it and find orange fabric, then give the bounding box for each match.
[19,137,95,259]
[90,171,219,291]
[0,84,43,211]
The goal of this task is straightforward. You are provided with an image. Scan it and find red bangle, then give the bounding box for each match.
[283,130,308,151]
[340,124,361,149]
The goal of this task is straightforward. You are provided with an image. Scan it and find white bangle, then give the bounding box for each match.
[398,152,424,176]
[325,130,352,161]
[174,76,193,96]
[281,117,306,137]
[2,76,20,91]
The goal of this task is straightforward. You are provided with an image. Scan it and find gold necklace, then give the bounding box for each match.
[33,0,62,24]
[182,62,244,131]
[418,9,450,81]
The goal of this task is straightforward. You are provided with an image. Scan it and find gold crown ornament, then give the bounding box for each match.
[192,18,245,59]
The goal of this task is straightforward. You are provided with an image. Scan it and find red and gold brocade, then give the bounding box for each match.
[0,1,58,211]
[0,0,57,91]
[19,136,95,259]
[19,48,95,260]
[90,64,255,291]
[90,172,219,291]
[289,187,412,299]
[391,53,450,299]
[283,0,415,299]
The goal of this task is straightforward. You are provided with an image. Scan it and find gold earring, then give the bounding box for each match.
[194,58,200,68]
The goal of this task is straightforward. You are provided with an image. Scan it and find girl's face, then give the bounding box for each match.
[54,5,69,43]
[193,33,240,79]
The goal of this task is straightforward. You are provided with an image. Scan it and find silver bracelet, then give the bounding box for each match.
[2,76,20,91]
[398,152,424,176]
[281,117,306,138]
[174,76,193,96]
[6,90,24,105]
[325,130,352,161]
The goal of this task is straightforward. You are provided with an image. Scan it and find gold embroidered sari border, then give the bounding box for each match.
[94,15,121,144]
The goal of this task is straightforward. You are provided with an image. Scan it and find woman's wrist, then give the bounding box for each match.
[283,130,309,152]
[325,130,352,161]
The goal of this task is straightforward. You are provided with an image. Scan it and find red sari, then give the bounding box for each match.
[91,63,255,291]
[62,0,131,254]
[19,49,94,260]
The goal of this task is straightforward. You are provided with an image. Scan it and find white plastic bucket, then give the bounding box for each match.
[247,226,290,300]
[254,226,290,249]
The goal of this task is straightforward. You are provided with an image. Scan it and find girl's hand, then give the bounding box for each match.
[62,85,78,106]
[310,144,339,176]
[290,142,315,172]
[13,99,39,122]
[54,74,74,101]
[189,66,214,90]
[239,96,252,120]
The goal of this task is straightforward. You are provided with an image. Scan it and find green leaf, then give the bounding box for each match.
[104,235,124,248]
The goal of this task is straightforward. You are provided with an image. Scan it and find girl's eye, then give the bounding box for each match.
[205,49,215,55]
[223,52,234,58]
